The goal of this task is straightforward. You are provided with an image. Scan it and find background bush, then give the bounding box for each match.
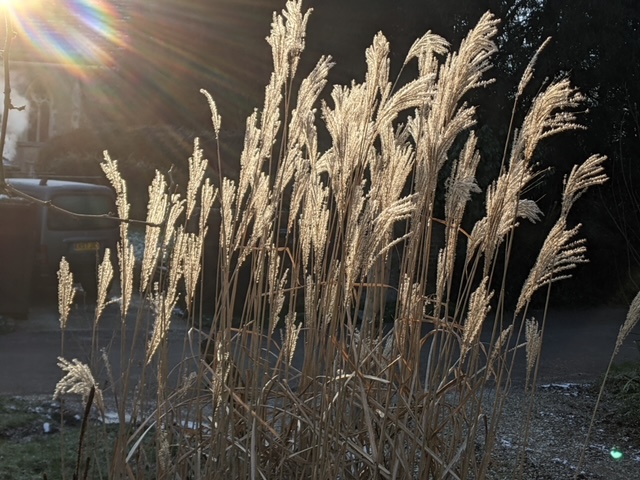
[35,126,225,219]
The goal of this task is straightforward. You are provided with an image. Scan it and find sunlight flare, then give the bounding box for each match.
[7,0,126,74]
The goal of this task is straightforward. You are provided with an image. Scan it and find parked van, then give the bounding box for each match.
[7,178,118,298]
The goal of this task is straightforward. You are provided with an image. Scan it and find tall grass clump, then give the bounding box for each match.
[53,2,613,478]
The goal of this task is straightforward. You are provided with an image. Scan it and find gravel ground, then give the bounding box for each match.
[488,383,640,479]
[3,381,639,479]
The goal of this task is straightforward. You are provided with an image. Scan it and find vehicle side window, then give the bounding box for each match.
[47,194,117,231]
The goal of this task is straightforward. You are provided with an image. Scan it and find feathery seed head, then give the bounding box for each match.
[199,179,217,236]
[562,154,608,217]
[146,265,183,366]
[101,152,130,241]
[468,160,535,269]
[141,171,169,292]
[461,277,493,361]
[57,257,75,330]
[163,193,185,251]
[444,133,482,231]
[517,37,552,97]
[118,241,135,319]
[54,357,104,414]
[95,249,113,324]
[365,32,391,104]
[186,138,208,222]
[182,231,204,307]
[283,313,301,366]
[220,178,237,256]
[487,325,513,380]
[512,79,585,166]
[405,31,450,77]
[517,219,587,314]
[517,199,543,224]
[525,318,542,382]
[267,1,311,81]
[200,89,221,137]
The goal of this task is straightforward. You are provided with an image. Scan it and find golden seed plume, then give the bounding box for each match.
[200,89,221,138]
[461,277,493,361]
[517,37,552,97]
[561,154,608,217]
[95,249,113,324]
[283,312,302,366]
[267,0,311,82]
[162,193,185,252]
[486,325,513,380]
[405,30,450,77]
[439,133,482,295]
[517,219,587,314]
[54,357,104,414]
[141,171,169,293]
[57,257,75,330]
[182,231,204,307]
[101,151,130,242]
[525,318,542,383]
[199,179,217,237]
[119,241,135,319]
[186,138,208,222]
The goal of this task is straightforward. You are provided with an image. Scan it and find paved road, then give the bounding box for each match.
[528,307,640,383]
[0,300,639,396]
[0,298,193,396]
[503,307,639,385]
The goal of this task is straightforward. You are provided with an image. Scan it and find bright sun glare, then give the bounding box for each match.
[0,0,40,16]
[0,0,23,8]
[0,0,125,71]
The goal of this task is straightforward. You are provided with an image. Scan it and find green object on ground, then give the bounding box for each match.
[610,447,624,460]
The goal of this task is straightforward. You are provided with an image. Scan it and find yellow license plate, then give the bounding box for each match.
[74,242,100,252]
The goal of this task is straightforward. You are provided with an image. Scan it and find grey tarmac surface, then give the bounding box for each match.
[0,297,193,396]
[0,299,639,395]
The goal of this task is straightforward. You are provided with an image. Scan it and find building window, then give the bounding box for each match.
[27,80,52,143]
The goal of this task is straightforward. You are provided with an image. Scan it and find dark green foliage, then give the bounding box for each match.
[605,360,640,431]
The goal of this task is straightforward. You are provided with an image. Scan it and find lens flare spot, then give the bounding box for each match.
[610,447,624,460]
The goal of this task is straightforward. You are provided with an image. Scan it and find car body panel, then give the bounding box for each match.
[6,178,119,290]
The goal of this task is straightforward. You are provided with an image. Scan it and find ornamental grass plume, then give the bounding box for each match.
[57,257,74,330]
[94,248,113,323]
[200,89,221,138]
[525,317,542,384]
[101,152,134,318]
[461,277,493,361]
[54,357,105,415]
[51,3,615,478]
[146,230,186,365]
[140,171,168,293]
[516,154,608,314]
